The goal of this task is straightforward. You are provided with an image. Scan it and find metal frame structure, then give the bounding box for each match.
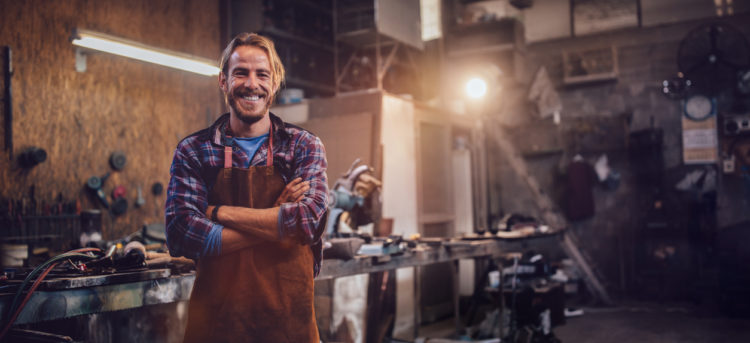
[333,0,421,94]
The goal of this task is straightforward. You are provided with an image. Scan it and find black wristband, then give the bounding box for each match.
[211,205,222,222]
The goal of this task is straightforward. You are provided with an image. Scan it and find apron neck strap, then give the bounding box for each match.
[223,121,275,169]
[266,125,274,167]
[224,146,232,168]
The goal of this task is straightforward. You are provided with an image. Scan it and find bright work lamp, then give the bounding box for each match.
[71,29,219,76]
[465,77,488,99]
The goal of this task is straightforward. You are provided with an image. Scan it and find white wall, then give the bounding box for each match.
[453,149,477,296]
[381,94,420,339]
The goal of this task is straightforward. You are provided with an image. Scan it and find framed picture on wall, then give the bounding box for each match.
[562,46,619,84]
[573,0,639,36]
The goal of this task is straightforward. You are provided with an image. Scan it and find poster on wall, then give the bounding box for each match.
[573,0,638,36]
[682,116,718,164]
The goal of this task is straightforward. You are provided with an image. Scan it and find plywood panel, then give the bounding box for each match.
[0,0,221,240]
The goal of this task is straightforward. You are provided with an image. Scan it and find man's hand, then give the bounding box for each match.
[274,177,310,207]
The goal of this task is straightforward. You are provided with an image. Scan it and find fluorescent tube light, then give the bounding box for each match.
[71,29,219,76]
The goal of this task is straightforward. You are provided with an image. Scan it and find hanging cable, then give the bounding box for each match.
[0,262,60,340]
[0,247,102,340]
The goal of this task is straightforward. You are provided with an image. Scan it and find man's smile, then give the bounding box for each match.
[235,89,268,108]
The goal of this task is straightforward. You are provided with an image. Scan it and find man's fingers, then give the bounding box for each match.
[283,178,304,195]
[289,183,310,200]
[294,184,310,202]
[275,179,310,206]
[287,177,303,188]
[288,180,310,194]
[275,181,295,206]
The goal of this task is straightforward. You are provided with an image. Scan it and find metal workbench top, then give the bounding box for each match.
[1,231,560,325]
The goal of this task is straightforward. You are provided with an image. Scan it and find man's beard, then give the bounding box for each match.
[226,88,272,125]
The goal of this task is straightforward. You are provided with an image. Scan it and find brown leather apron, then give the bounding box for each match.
[183,126,319,343]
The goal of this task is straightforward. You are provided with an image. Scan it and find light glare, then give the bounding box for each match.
[72,34,220,76]
[466,78,487,99]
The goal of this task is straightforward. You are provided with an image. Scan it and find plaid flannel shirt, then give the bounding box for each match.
[165,112,328,276]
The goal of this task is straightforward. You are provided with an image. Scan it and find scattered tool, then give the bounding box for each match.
[144,251,195,268]
[86,172,111,208]
[151,182,164,217]
[111,185,128,216]
[54,193,64,215]
[142,223,166,244]
[151,182,163,196]
[116,241,145,269]
[28,185,36,216]
[135,185,145,207]
[18,147,46,168]
[326,159,382,236]
[111,185,127,200]
[111,198,127,216]
[109,151,127,171]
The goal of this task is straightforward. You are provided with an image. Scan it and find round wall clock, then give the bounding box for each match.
[684,94,715,121]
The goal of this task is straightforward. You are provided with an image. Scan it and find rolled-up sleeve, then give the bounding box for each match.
[278,133,328,245]
[165,143,219,260]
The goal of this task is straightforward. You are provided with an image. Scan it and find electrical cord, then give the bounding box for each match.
[0,247,101,341]
[7,248,100,317]
[0,262,59,340]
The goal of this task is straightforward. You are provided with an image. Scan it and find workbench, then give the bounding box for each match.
[0,269,194,325]
[0,231,560,332]
[317,238,513,280]
[319,232,562,339]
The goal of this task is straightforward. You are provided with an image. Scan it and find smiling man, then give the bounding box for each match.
[165,33,328,343]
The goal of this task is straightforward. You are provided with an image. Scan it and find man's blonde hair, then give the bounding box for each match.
[219,33,285,101]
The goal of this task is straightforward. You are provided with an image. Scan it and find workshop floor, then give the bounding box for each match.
[412,301,750,343]
[555,302,750,342]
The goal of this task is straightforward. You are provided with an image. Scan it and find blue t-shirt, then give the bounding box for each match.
[234,134,269,168]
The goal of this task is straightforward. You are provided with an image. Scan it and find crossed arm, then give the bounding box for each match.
[206,178,309,254]
[166,133,328,260]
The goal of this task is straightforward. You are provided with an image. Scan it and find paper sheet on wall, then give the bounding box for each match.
[682,116,717,164]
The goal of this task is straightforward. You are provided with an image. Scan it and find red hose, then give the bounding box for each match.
[0,262,58,340]
[0,247,101,340]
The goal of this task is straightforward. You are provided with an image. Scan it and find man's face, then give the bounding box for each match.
[220,45,276,126]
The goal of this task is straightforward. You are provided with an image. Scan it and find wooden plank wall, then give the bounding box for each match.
[0,0,222,240]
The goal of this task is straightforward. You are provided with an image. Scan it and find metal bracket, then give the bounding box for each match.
[75,48,87,73]
[377,43,399,81]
